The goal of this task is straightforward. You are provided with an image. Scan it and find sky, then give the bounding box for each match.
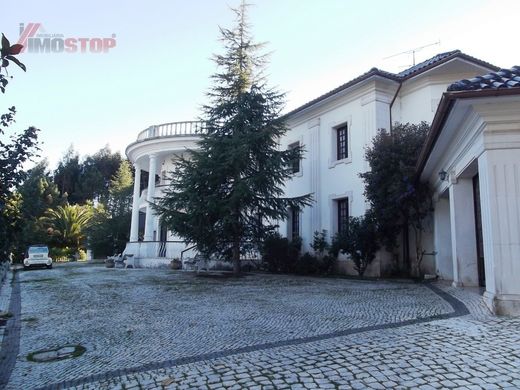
[1,0,519,169]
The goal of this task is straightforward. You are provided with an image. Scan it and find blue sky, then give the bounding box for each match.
[2,0,518,168]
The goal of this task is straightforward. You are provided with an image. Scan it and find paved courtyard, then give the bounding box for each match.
[0,263,519,389]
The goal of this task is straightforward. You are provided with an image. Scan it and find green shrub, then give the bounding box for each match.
[320,254,336,275]
[50,247,73,262]
[311,230,335,275]
[311,230,329,255]
[333,213,380,277]
[296,252,321,275]
[262,232,301,273]
[77,249,87,261]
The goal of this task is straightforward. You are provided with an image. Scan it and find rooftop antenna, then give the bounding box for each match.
[384,41,441,66]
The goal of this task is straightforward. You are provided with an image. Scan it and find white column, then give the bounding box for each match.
[129,162,141,242]
[479,149,520,315]
[448,178,479,287]
[309,119,321,236]
[433,196,453,280]
[144,154,157,242]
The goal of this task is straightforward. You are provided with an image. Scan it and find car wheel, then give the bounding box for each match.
[46,264,52,269]
[23,265,29,271]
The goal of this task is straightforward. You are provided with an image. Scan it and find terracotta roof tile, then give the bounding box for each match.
[447,66,520,91]
[286,51,499,118]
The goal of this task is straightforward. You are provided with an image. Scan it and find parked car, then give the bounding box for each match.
[23,245,53,270]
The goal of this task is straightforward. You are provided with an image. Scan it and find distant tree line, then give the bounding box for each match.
[5,145,133,262]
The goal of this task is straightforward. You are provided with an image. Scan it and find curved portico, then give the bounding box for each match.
[125,121,204,266]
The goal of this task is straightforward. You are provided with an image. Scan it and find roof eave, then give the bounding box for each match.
[400,52,499,82]
[284,51,498,121]
[283,71,400,120]
[415,88,520,180]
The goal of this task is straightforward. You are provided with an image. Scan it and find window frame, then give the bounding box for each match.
[288,141,301,175]
[290,206,300,241]
[336,124,348,161]
[328,118,352,169]
[337,198,349,234]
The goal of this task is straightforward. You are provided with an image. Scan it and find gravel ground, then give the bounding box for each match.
[1,262,518,390]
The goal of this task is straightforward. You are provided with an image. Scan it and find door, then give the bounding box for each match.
[473,174,486,287]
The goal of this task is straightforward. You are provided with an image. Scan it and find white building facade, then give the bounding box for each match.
[417,66,520,315]
[124,50,500,275]
[125,121,204,267]
[277,50,497,276]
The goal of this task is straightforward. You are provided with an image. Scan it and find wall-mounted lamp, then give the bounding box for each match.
[438,170,448,182]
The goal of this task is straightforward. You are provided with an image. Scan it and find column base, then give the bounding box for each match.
[452,280,463,287]
[484,291,520,316]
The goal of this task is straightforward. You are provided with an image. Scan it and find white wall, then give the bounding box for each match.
[433,196,453,280]
[281,80,395,255]
[280,61,488,275]
[421,95,520,314]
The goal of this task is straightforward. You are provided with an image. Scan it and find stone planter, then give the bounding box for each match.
[170,259,182,270]
[105,259,115,268]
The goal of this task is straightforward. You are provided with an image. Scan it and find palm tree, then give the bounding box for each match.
[40,204,93,252]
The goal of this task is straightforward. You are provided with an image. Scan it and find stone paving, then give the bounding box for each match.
[1,263,519,389]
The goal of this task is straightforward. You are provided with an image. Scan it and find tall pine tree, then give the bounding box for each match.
[154,2,310,274]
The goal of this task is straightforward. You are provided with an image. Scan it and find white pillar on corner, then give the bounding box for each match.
[129,162,141,242]
[309,118,321,236]
[448,178,479,287]
[478,149,520,315]
[433,196,453,280]
[144,154,157,242]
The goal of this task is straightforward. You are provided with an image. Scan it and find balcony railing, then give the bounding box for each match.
[136,121,206,141]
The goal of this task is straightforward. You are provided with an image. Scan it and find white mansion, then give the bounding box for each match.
[124,51,520,315]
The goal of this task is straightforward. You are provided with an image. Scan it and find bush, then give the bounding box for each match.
[50,247,73,262]
[334,213,380,277]
[320,254,336,275]
[77,249,87,261]
[311,230,335,275]
[262,232,301,273]
[296,252,321,275]
[311,230,329,255]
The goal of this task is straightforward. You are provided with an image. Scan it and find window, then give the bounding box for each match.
[290,206,300,240]
[337,198,349,234]
[288,142,300,174]
[336,124,348,160]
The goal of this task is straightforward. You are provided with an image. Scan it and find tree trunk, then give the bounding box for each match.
[232,236,240,276]
[402,219,410,276]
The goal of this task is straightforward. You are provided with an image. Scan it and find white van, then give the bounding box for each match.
[24,245,53,270]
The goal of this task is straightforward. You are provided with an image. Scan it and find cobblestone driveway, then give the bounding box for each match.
[1,263,519,389]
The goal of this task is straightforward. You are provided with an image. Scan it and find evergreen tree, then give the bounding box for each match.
[360,122,431,275]
[14,160,62,258]
[0,34,39,260]
[79,146,123,204]
[53,146,81,203]
[18,160,61,220]
[87,160,133,257]
[154,3,311,274]
[53,145,124,205]
[108,159,133,216]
